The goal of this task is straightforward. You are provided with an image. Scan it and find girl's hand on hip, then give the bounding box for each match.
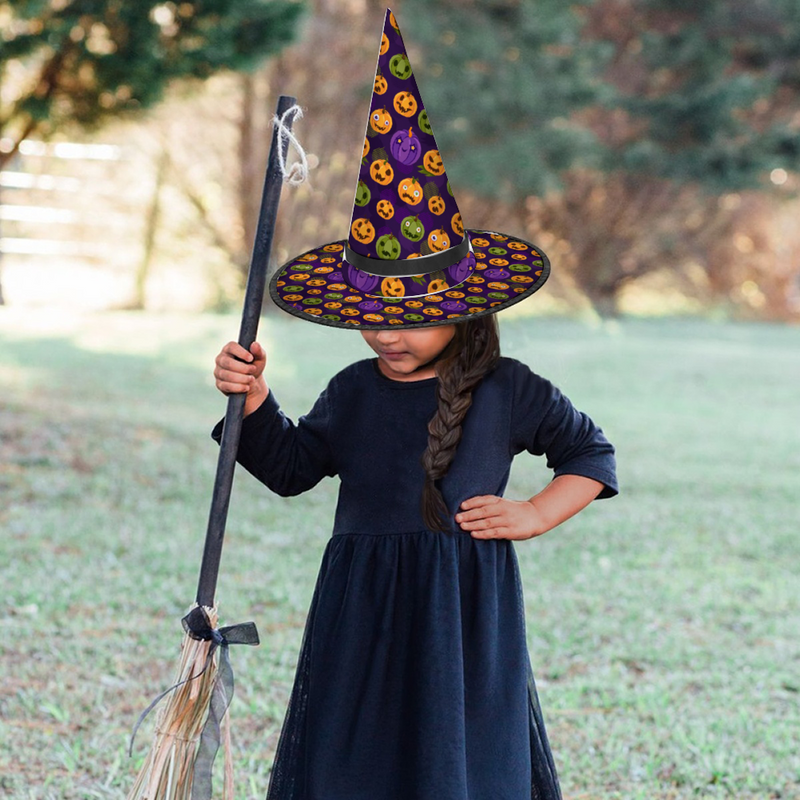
[456,495,547,540]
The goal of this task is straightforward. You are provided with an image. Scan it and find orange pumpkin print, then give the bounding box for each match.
[423,149,444,175]
[428,229,450,252]
[451,213,464,237]
[393,91,417,117]
[508,241,527,250]
[376,199,394,219]
[380,32,390,55]
[323,244,343,252]
[427,279,449,293]
[370,108,393,134]
[351,218,375,244]
[398,177,423,205]
[423,307,444,316]
[428,196,445,215]
[374,73,388,95]
[381,277,405,297]
[363,138,370,158]
[370,159,394,185]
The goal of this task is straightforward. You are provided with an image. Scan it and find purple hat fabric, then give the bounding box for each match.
[349,10,463,264]
[268,8,551,330]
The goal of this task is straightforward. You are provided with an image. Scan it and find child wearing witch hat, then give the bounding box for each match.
[213,9,618,798]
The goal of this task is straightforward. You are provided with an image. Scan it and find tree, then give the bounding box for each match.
[0,0,304,170]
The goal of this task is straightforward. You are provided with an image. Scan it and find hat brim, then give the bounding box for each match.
[268,230,550,330]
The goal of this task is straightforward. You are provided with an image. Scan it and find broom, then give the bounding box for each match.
[127,94,301,800]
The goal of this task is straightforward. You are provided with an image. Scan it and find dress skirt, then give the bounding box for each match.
[265,530,562,800]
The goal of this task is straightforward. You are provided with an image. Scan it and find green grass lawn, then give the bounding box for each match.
[1,308,798,799]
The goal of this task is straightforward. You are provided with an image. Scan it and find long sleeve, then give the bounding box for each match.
[211,384,337,497]
[508,360,618,499]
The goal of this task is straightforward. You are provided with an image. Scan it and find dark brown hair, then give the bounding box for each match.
[420,315,501,533]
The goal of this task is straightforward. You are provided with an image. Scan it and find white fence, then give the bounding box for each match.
[0,139,149,309]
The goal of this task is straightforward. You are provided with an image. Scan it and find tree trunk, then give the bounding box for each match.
[131,148,169,309]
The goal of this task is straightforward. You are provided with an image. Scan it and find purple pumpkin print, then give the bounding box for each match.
[344,263,380,293]
[447,253,475,285]
[441,300,467,312]
[484,268,510,280]
[390,127,421,166]
[359,299,384,311]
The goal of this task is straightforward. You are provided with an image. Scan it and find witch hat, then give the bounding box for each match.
[269,8,550,329]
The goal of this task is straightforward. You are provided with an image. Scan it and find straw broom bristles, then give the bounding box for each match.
[127,606,233,800]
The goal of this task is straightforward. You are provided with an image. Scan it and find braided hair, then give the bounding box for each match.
[420,315,501,533]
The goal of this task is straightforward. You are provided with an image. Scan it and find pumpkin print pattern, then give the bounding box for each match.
[269,231,550,330]
[347,9,463,264]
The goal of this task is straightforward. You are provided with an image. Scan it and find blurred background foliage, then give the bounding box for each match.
[1,0,799,319]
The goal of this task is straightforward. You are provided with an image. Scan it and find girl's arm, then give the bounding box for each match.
[457,361,617,540]
[528,473,605,532]
[211,341,337,496]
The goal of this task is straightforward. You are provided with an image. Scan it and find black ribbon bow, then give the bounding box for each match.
[128,607,259,800]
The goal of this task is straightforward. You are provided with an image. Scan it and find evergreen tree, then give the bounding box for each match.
[0,0,304,169]
[600,0,800,190]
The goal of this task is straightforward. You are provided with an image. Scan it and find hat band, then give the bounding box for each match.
[344,236,470,278]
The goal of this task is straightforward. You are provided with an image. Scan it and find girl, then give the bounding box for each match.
[212,313,617,799]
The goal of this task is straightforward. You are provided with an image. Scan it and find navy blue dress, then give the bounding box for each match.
[213,356,618,800]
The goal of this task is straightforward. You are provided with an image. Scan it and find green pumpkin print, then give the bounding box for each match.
[376,233,402,259]
[418,109,432,135]
[401,215,425,242]
[355,180,371,207]
[390,53,412,79]
[488,247,507,255]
